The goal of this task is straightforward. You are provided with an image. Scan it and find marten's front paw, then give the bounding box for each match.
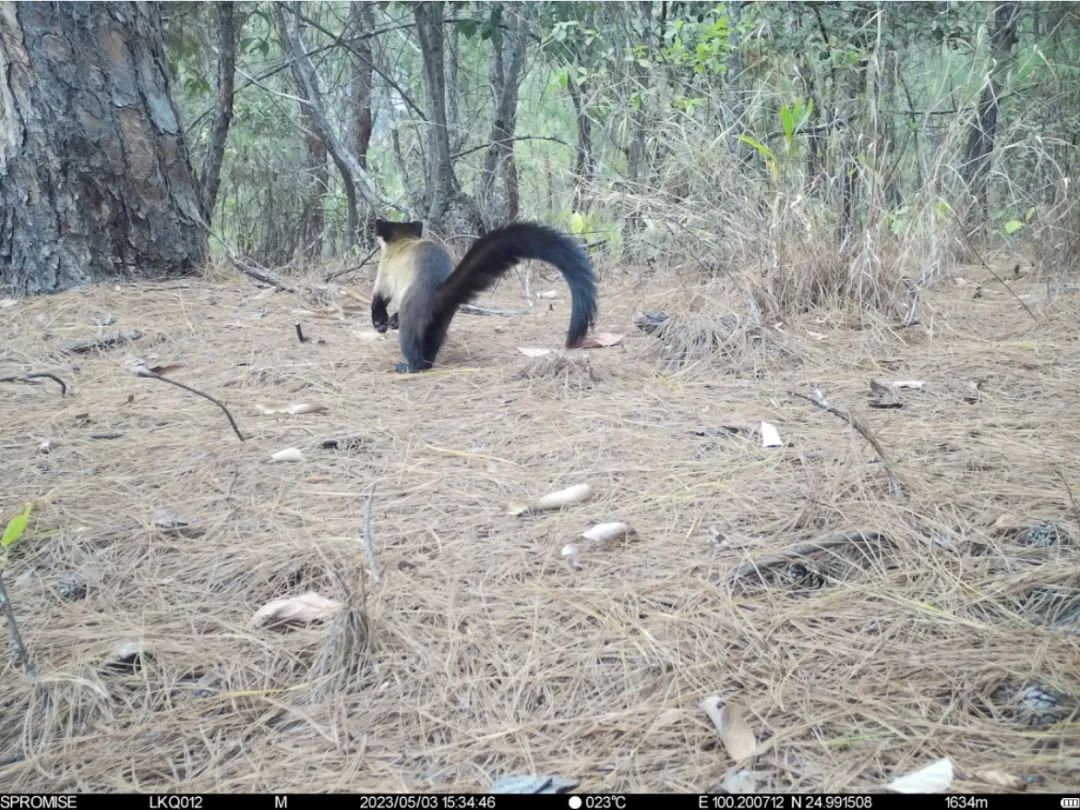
[388,313,399,330]
[394,362,415,374]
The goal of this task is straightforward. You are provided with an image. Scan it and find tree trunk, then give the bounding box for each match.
[567,76,595,214]
[479,4,528,228]
[299,102,327,260]
[0,3,207,295]
[275,2,386,248]
[415,1,456,229]
[725,0,744,147]
[198,1,236,222]
[446,13,467,154]
[962,2,1021,228]
[415,2,480,236]
[350,2,376,245]
[351,3,375,170]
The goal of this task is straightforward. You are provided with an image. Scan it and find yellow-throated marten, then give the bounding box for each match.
[372,220,597,372]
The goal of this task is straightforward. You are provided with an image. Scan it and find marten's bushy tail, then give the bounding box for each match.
[431,223,597,350]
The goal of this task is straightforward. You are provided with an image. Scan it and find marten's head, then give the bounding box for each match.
[375,219,424,246]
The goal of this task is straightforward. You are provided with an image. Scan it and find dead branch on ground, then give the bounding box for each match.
[792,389,905,499]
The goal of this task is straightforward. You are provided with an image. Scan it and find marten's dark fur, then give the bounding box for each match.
[372,220,597,373]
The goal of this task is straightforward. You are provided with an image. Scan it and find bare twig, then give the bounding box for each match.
[1056,469,1078,519]
[63,330,142,354]
[295,322,308,344]
[324,245,378,282]
[229,253,294,293]
[451,134,574,161]
[362,486,381,585]
[791,389,905,499]
[459,304,521,317]
[952,216,1037,322]
[0,372,67,396]
[0,570,36,679]
[130,364,246,442]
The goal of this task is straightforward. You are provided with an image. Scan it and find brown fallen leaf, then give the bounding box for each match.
[975,769,1026,791]
[577,332,624,349]
[251,592,344,630]
[868,378,902,409]
[701,696,758,761]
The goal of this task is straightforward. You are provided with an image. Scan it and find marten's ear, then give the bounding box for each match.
[407,221,425,238]
[374,219,392,241]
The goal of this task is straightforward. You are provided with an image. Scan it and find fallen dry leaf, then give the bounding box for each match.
[517,347,554,358]
[886,757,954,793]
[702,696,758,761]
[251,592,344,630]
[507,483,594,516]
[271,447,305,462]
[578,332,625,349]
[581,522,636,545]
[975,769,1025,791]
[257,402,328,415]
[351,328,387,342]
[868,378,902,409]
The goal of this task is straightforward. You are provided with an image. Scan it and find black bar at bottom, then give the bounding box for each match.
[0,794,1072,810]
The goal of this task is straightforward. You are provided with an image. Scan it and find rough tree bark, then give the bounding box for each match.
[0,3,207,294]
[299,101,327,259]
[962,1,1021,228]
[351,2,375,169]
[198,1,236,222]
[414,1,480,235]
[446,14,467,154]
[350,1,376,244]
[415,2,456,228]
[479,4,528,228]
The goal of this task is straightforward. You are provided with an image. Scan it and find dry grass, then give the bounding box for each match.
[0,260,1077,793]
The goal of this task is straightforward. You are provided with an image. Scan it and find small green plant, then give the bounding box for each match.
[1,503,36,678]
[1001,207,1035,238]
[738,97,814,179]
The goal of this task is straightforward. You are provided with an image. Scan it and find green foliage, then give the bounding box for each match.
[779,98,813,152]
[2,504,31,550]
[738,98,811,178]
[737,134,778,178]
[1,503,32,570]
[567,210,595,236]
[661,8,732,76]
[156,0,1077,273]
